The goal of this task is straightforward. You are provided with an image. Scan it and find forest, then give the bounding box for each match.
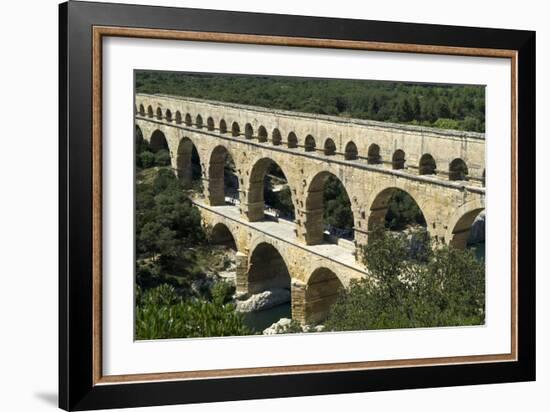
[136,71,485,132]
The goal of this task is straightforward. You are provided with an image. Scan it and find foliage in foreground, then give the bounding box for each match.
[324,228,485,331]
[136,284,250,340]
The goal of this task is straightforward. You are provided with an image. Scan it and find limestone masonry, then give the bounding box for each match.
[135,93,485,324]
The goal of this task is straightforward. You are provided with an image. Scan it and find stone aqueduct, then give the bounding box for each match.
[135,93,486,324]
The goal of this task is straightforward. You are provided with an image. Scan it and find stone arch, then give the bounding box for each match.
[258,126,268,142]
[207,145,239,206]
[175,111,182,124]
[156,107,163,120]
[246,158,294,222]
[210,222,237,251]
[176,136,202,189]
[304,267,344,324]
[185,113,192,126]
[449,158,469,181]
[135,125,143,145]
[367,187,427,233]
[367,143,381,165]
[219,119,227,134]
[245,123,254,139]
[324,138,336,156]
[165,109,172,122]
[445,199,485,249]
[138,104,145,116]
[207,116,215,131]
[232,121,241,137]
[304,171,355,245]
[392,149,406,170]
[482,169,486,186]
[419,153,437,175]
[196,114,203,129]
[247,242,291,294]
[147,105,154,118]
[344,141,358,160]
[272,128,282,146]
[149,129,169,153]
[287,132,298,148]
[305,135,316,152]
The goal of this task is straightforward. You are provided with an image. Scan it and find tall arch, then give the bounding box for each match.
[207,117,215,131]
[196,115,203,129]
[446,203,485,249]
[305,267,344,324]
[138,104,145,116]
[176,136,202,189]
[175,111,182,124]
[247,242,291,294]
[272,128,282,146]
[149,129,169,153]
[210,223,237,251]
[392,149,406,170]
[367,187,426,234]
[231,121,240,137]
[287,132,298,148]
[219,119,227,134]
[305,135,316,152]
[245,123,254,139]
[258,126,268,142]
[449,158,468,181]
[156,107,163,120]
[344,141,358,160]
[324,138,336,156]
[135,125,144,145]
[165,109,172,122]
[419,153,437,175]
[208,145,239,206]
[147,105,154,118]
[246,158,294,222]
[185,113,192,126]
[367,144,381,165]
[304,171,354,245]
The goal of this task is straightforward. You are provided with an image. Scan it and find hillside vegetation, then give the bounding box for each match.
[136,71,485,132]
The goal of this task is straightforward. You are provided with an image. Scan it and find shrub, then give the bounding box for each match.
[136,285,250,340]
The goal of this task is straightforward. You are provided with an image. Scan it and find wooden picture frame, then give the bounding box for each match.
[59,1,535,410]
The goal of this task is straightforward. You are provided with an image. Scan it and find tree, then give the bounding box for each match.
[324,227,485,331]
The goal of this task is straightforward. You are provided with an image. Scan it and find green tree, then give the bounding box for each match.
[324,227,485,331]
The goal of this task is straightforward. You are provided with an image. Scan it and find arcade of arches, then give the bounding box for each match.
[135,97,485,325]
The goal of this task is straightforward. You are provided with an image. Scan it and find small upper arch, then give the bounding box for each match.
[258,126,268,143]
[196,114,203,129]
[272,128,282,146]
[207,116,215,131]
[185,113,192,126]
[419,153,437,175]
[392,149,406,170]
[324,138,336,156]
[344,141,358,160]
[219,119,227,134]
[449,158,468,181]
[232,121,241,137]
[287,132,298,148]
[305,135,316,152]
[367,143,381,165]
[165,109,172,122]
[138,104,145,116]
[147,105,154,118]
[156,107,163,120]
[175,111,182,124]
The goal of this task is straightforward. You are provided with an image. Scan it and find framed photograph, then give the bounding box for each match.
[59,1,535,410]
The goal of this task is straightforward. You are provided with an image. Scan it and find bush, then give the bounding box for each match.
[154,149,171,166]
[324,227,485,331]
[138,151,155,169]
[136,285,250,340]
